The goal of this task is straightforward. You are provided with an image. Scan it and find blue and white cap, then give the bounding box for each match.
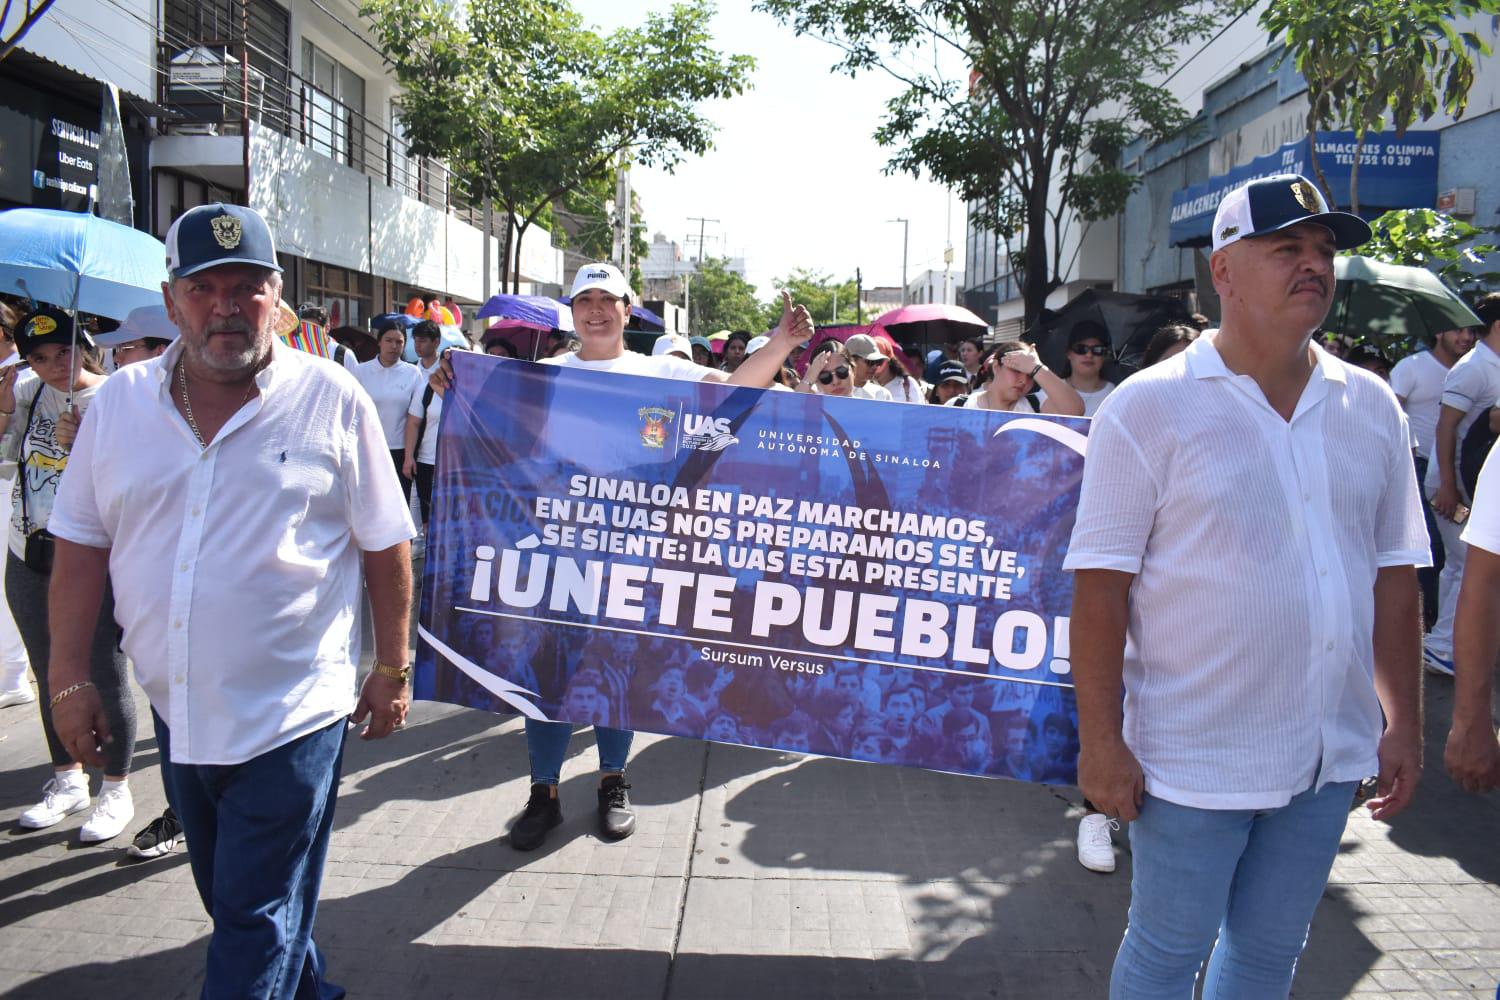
[1210,174,1371,253]
[164,203,283,278]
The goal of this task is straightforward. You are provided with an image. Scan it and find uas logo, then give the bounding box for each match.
[638,406,674,449]
[682,413,738,453]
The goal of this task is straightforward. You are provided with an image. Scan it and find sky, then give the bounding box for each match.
[570,1,968,300]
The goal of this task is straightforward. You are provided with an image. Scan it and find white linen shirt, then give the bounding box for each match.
[1064,336,1429,809]
[49,338,416,765]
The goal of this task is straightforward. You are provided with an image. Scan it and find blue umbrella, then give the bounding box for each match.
[629,304,666,332]
[0,208,168,320]
[477,293,573,332]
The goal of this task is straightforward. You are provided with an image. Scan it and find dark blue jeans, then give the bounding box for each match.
[154,711,347,1000]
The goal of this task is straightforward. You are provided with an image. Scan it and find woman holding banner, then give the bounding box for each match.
[429,262,814,851]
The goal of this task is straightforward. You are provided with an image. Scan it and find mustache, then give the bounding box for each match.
[1292,275,1328,295]
[204,319,254,335]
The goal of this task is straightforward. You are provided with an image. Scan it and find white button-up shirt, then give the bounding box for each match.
[50,338,415,765]
[1064,336,1429,809]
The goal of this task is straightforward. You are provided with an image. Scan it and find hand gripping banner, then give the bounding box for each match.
[414,353,1091,784]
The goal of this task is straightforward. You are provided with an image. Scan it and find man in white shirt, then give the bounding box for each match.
[46,203,415,998]
[1423,294,1500,676]
[1390,326,1475,623]
[844,334,895,401]
[1068,175,1427,997]
[1444,443,1500,794]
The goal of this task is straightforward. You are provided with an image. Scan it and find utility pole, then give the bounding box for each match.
[831,288,838,324]
[687,216,719,264]
[855,267,863,324]
[943,190,954,305]
[888,218,909,305]
[613,155,632,275]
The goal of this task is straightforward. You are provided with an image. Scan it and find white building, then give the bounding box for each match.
[905,268,965,307]
[2,0,563,329]
[639,232,746,302]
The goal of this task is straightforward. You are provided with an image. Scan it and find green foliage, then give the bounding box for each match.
[691,257,765,334]
[757,0,1246,324]
[763,268,861,328]
[1355,208,1499,293]
[1261,0,1500,210]
[361,0,753,291]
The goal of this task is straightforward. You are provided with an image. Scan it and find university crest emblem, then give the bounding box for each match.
[638,406,674,449]
[1291,180,1320,213]
[211,214,243,249]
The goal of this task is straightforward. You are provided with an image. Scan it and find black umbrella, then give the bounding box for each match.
[1025,288,1192,380]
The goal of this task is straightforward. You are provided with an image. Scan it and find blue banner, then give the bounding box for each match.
[1169,130,1440,247]
[414,354,1091,784]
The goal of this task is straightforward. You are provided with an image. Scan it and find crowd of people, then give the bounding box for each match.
[0,173,1496,1000]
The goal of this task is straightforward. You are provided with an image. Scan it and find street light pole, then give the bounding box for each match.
[888,218,909,305]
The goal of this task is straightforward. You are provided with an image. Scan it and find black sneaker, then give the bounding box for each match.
[126,807,183,861]
[509,783,562,851]
[597,775,636,841]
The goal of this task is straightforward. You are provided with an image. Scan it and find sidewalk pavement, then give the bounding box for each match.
[0,673,1495,999]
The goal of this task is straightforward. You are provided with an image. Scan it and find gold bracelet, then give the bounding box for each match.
[49,680,95,708]
[372,662,411,683]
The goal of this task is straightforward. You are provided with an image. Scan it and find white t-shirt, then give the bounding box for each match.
[1036,382,1114,417]
[406,359,444,466]
[880,374,927,404]
[958,389,1036,413]
[540,350,711,383]
[1463,444,1500,555]
[1390,349,1450,459]
[854,381,893,402]
[1424,340,1500,496]
[3,377,102,558]
[355,357,423,449]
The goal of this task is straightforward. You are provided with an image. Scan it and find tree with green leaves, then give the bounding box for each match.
[362,0,753,293]
[1356,208,1498,294]
[691,257,765,334]
[763,268,861,328]
[757,0,1244,326]
[1262,0,1500,213]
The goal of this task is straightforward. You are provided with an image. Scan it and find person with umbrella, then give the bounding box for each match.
[1058,321,1117,417]
[0,300,34,712]
[3,306,138,844]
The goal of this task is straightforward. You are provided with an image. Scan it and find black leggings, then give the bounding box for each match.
[389,448,412,506]
[6,552,135,776]
[415,462,435,527]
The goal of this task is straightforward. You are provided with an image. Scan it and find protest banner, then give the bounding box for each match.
[414,353,1091,784]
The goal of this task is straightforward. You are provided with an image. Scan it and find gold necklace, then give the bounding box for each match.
[177,361,255,448]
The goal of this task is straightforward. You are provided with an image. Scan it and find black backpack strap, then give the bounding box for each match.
[413,384,436,457]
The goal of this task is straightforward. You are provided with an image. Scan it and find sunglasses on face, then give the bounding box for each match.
[818,365,851,384]
[1069,344,1109,357]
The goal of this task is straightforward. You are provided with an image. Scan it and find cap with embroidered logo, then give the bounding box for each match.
[1210,174,1371,253]
[165,203,283,279]
[569,262,632,302]
[15,305,94,358]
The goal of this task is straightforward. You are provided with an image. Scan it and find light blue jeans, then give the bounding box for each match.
[524,718,633,785]
[1111,780,1358,999]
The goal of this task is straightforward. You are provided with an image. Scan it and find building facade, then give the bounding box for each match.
[2,0,564,330]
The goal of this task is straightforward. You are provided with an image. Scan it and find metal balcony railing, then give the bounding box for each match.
[155,37,487,227]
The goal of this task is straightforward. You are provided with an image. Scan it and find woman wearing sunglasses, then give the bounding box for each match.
[1059,321,1116,417]
[798,340,856,398]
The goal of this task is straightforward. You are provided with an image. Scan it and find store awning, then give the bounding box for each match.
[1168,130,1440,248]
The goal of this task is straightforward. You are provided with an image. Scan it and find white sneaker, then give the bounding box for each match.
[0,685,35,708]
[1422,646,1455,677]
[1077,812,1119,873]
[18,774,91,829]
[80,782,135,843]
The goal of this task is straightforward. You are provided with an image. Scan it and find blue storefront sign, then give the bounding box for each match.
[1168,130,1440,247]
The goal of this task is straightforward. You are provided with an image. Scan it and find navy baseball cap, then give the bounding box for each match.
[937,361,970,384]
[1211,174,1371,253]
[165,204,283,279]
